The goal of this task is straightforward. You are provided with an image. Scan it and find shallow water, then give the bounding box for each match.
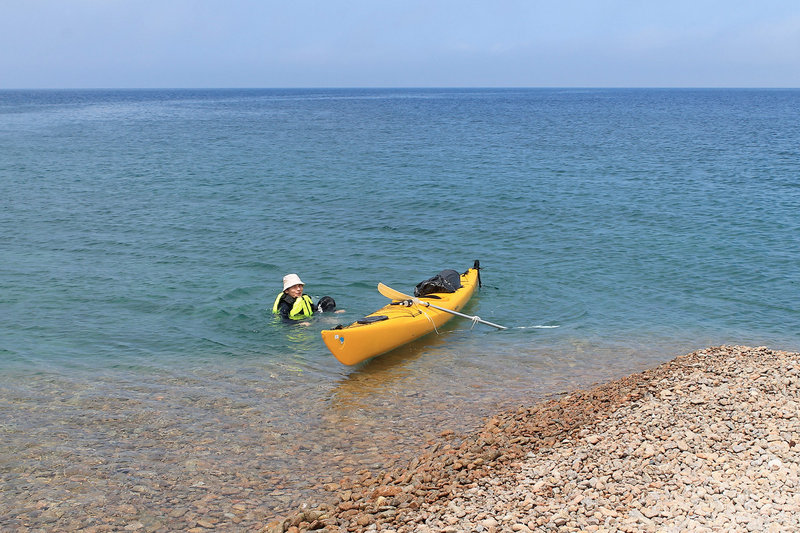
[1,88,799,525]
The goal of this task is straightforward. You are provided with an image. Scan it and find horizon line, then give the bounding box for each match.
[2,86,800,91]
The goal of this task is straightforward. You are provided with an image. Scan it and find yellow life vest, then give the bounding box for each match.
[273,293,314,320]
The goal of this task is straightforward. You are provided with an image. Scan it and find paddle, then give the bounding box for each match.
[377,283,507,330]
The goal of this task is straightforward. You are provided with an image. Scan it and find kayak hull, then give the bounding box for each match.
[321,267,479,365]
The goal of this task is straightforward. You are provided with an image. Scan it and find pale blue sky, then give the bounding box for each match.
[2,0,799,88]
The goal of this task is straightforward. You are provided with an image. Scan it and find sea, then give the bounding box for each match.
[2,88,799,527]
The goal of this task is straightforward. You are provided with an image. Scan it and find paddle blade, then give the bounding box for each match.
[377,282,414,301]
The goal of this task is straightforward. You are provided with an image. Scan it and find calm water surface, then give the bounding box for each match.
[1,88,799,525]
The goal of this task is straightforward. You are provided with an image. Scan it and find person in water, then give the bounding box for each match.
[273,273,339,325]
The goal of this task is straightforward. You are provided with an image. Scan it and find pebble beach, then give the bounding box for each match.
[267,345,800,532]
[3,345,798,532]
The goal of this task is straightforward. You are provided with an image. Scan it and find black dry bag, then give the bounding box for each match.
[414,269,462,297]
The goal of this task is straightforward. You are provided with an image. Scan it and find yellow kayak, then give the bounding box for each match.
[322,264,482,365]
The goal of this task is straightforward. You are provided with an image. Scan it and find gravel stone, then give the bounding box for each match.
[282,346,799,532]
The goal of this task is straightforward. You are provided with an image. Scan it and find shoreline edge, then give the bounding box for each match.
[268,345,799,532]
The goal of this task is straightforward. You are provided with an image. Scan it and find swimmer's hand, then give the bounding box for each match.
[334,309,346,314]
[299,321,311,326]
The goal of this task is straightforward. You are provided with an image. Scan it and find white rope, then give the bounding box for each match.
[417,306,439,335]
[469,315,480,330]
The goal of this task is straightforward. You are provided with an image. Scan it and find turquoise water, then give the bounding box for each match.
[2,88,799,524]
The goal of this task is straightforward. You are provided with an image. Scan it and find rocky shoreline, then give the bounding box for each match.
[266,345,799,532]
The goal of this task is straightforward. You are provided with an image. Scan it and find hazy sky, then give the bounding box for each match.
[2,1,799,88]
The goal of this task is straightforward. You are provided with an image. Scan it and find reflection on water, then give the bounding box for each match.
[328,331,453,407]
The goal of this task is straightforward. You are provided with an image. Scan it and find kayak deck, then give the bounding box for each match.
[321,266,480,365]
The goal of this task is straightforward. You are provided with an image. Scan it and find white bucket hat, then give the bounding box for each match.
[282,273,305,291]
